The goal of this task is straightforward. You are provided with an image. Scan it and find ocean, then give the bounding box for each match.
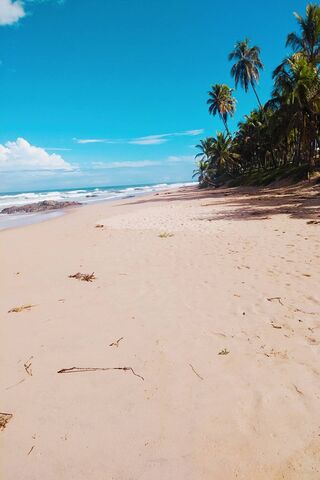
[0,181,196,230]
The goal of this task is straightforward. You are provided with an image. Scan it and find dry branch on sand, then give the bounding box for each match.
[8,304,35,313]
[267,297,284,306]
[271,323,282,329]
[218,348,230,355]
[0,413,13,431]
[109,337,124,348]
[27,445,35,456]
[57,366,144,381]
[189,363,204,380]
[68,272,96,282]
[95,224,104,228]
[24,356,33,376]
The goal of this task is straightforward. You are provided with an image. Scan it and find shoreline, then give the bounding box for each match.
[0,182,195,232]
[1,182,319,479]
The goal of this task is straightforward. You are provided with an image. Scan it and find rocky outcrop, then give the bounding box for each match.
[1,200,81,214]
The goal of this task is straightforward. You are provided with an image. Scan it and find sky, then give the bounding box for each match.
[0,0,311,192]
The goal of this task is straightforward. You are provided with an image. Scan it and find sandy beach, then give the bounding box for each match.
[1,184,320,479]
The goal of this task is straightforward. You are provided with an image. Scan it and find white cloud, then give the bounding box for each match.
[0,0,25,25]
[0,0,65,26]
[74,129,204,146]
[174,129,204,137]
[75,138,117,145]
[44,147,72,151]
[92,160,160,169]
[90,154,196,170]
[128,136,167,145]
[0,137,74,171]
[167,155,194,163]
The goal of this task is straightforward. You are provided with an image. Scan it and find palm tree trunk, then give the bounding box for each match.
[251,82,263,110]
[251,81,278,167]
[220,114,231,136]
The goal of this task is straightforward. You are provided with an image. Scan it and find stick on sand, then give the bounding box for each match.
[57,366,144,381]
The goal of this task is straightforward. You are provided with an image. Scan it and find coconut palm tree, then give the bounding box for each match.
[193,138,215,186]
[209,132,238,175]
[195,137,214,162]
[286,3,320,65]
[272,53,320,166]
[192,160,213,187]
[207,84,236,135]
[195,3,320,183]
[228,38,264,109]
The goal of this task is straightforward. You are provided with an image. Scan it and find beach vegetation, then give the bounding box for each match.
[195,3,320,187]
[207,84,236,136]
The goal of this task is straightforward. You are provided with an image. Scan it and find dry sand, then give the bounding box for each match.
[0,184,320,479]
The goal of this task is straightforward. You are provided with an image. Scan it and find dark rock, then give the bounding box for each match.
[1,200,81,214]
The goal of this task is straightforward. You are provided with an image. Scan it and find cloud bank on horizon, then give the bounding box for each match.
[0,137,73,171]
[0,137,195,175]
[0,137,196,192]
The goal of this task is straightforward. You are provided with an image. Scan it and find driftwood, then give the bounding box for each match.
[109,337,124,348]
[68,272,96,282]
[271,323,282,329]
[267,297,284,306]
[57,366,144,381]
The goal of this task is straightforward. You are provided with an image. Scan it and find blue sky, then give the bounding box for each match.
[0,0,310,192]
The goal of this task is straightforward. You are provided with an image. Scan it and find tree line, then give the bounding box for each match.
[194,3,320,187]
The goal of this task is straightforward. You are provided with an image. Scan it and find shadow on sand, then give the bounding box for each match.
[118,182,320,222]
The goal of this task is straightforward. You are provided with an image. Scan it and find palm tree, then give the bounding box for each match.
[236,108,276,171]
[207,84,236,135]
[195,3,320,183]
[286,3,320,65]
[228,38,264,109]
[273,54,320,108]
[195,137,214,162]
[193,138,215,186]
[272,53,320,166]
[192,160,213,187]
[209,132,238,174]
